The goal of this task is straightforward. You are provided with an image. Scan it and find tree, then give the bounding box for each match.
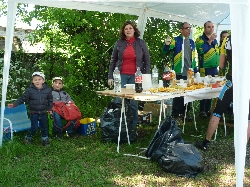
[2,4,201,117]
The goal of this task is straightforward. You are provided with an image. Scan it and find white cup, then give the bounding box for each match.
[159,80,163,87]
[142,74,152,91]
[180,79,184,84]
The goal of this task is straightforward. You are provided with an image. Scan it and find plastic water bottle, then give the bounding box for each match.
[195,72,201,83]
[135,67,143,93]
[151,65,158,88]
[163,65,171,87]
[113,67,121,93]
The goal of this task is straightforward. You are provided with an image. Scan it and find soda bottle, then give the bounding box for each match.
[163,65,171,87]
[113,67,121,93]
[151,65,158,88]
[187,68,194,85]
[135,67,143,93]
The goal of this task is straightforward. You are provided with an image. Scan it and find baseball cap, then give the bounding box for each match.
[32,72,45,80]
[52,77,63,83]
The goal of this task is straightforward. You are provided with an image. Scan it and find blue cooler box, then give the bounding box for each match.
[3,127,11,140]
[77,118,96,136]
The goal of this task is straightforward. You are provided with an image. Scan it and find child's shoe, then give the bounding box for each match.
[67,132,78,138]
[24,138,31,145]
[42,138,50,146]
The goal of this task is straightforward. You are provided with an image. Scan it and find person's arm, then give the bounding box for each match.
[218,36,227,76]
[219,54,226,69]
[12,88,30,107]
[141,40,150,74]
[65,92,74,104]
[108,41,119,80]
[207,33,217,46]
[163,36,174,54]
[48,88,53,111]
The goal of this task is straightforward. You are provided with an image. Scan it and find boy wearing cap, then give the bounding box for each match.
[8,72,53,146]
[51,77,77,138]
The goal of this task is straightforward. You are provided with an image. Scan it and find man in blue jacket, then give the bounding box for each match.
[196,21,220,117]
[163,22,197,121]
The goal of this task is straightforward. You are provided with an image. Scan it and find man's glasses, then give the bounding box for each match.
[182,27,191,30]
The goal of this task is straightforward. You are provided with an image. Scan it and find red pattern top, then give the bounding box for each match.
[121,37,136,75]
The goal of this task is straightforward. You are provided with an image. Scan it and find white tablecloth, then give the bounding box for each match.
[184,87,223,104]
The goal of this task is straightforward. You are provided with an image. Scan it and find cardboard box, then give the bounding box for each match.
[77,118,96,136]
[138,111,152,124]
[143,103,167,118]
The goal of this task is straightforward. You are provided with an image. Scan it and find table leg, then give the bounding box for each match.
[117,98,130,153]
[158,100,164,128]
[192,102,197,130]
[182,104,188,133]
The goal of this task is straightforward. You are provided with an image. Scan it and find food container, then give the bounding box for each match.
[125,84,135,89]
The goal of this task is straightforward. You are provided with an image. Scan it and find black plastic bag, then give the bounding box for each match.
[157,143,204,178]
[145,116,203,177]
[100,100,136,143]
[145,116,183,158]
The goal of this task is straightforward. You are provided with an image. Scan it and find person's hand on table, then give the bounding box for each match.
[108,79,114,88]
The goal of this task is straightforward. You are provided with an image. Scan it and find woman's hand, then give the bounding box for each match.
[165,36,171,45]
[108,79,114,88]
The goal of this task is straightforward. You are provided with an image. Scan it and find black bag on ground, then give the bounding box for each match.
[145,116,204,178]
[100,100,136,143]
[145,116,183,158]
[154,143,204,178]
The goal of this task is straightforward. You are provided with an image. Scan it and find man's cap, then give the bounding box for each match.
[52,77,63,83]
[32,72,45,80]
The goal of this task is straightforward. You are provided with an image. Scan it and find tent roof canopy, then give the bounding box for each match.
[11,0,231,28]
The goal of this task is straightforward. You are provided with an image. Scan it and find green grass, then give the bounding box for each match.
[1,112,250,187]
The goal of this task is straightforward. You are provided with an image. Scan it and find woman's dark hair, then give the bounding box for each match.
[219,30,229,46]
[220,30,229,40]
[119,21,140,40]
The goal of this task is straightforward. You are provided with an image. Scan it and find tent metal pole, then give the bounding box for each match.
[137,8,147,39]
[0,2,17,147]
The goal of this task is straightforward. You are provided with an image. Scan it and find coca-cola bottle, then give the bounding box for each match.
[135,67,143,93]
[163,65,171,87]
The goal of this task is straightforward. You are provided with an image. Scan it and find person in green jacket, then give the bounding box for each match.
[195,21,220,117]
[163,22,197,121]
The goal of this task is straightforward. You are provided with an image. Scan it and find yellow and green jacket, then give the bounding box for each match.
[195,33,220,71]
[163,35,196,75]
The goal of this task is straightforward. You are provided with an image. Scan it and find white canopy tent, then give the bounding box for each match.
[1,0,249,186]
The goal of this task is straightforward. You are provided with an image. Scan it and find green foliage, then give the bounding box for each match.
[1,5,202,118]
[0,50,41,100]
[0,119,247,186]
[22,7,138,117]
[143,18,180,77]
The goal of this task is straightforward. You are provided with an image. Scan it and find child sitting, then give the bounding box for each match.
[8,72,53,146]
[51,77,77,138]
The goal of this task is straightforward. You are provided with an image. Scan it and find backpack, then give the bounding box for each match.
[52,101,82,129]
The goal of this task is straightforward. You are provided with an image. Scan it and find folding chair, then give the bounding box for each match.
[1,104,31,140]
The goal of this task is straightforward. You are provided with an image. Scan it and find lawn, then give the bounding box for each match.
[1,111,250,187]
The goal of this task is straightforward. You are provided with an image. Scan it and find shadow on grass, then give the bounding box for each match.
[1,114,250,186]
